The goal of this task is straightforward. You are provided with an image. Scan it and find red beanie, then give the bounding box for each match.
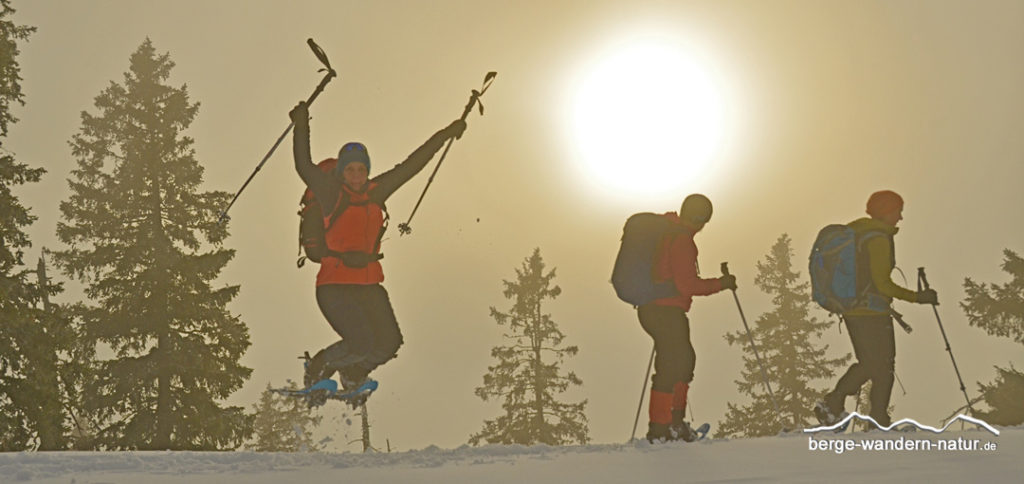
[866,190,904,218]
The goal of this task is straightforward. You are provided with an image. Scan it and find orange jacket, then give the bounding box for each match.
[316,181,386,286]
[294,125,452,287]
[652,212,723,310]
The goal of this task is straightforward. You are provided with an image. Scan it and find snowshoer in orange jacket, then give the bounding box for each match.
[289,100,466,395]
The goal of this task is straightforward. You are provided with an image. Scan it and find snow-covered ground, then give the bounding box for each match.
[2,426,1020,484]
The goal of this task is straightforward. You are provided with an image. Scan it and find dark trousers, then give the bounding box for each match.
[311,284,404,380]
[828,314,896,424]
[638,304,696,393]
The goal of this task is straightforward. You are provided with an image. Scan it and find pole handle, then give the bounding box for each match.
[918,267,930,291]
[398,71,497,235]
[721,262,731,277]
[307,38,332,70]
[218,40,337,225]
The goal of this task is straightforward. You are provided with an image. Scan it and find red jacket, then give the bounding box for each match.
[316,181,386,286]
[652,212,723,310]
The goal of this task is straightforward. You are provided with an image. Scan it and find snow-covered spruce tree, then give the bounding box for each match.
[962,249,1024,425]
[717,234,850,437]
[0,0,89,451]
[52,39,252,450]
[470,248,589,446]
[249,383,322,452]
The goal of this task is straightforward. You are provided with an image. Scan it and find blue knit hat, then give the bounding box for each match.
[335,142,371,174]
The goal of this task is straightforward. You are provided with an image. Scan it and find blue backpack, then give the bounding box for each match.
[612,213,682,306]
[808,224,883,314]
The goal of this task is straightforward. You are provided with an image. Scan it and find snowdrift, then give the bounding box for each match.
[1,426,1019,483]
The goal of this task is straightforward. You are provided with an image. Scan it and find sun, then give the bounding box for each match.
[566,35,730,200]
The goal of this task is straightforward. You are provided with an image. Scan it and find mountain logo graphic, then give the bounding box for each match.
[804,413,1000,436]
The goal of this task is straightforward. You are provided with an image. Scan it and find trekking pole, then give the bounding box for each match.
[397,72,497,236]
[895,371,907,396]
[721,262,785,428]
[918,267,975,415]
[629,345,656,442]
[219,38,338,224]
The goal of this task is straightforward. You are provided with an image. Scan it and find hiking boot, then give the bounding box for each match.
[870,413,892,430]
[814,401,843,426]
[672,421,700,442]
[303,354,334,389]
[646,422,677,443]
[339,365,369,391]
[823,392,845,417]
[670,409,698,442]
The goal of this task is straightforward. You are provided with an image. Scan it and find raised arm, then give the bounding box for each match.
[372,119,467,202]
[290,101,338,213]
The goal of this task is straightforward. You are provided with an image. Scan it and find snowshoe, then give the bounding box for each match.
[270,378,378,408]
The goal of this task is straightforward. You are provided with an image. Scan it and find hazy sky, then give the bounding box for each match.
[7,1,1023,450]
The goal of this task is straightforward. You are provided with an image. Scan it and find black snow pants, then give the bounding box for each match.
[828,314,896,425]
[638,304,696,393]
[309,284,404,383]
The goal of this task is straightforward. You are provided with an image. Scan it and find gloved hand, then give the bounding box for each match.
[445,119,467,140]
[289,101,309,126]
[719,274,737,291]
[916,288,939,305]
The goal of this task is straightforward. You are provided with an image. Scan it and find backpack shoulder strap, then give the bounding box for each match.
[325,188,350,232]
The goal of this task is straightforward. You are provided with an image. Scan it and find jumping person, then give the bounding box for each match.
[642,194,736,442]
[815,190,938,428]
[289,100,466,404]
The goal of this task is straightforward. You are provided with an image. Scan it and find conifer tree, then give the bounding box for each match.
[250,383,322,452]
[52,39,252,450]
[470,248,589,446]
[717,234,850,437]
[0,1,88,451]
[962,249,1024,425]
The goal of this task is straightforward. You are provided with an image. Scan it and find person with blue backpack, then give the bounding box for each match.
[612,194,736,442]
[811,190,938,428]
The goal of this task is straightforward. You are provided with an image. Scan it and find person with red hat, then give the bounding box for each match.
[289,100,466,406]
[814,190,938,428]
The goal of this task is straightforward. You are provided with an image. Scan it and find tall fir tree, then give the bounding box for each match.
[249,383,322,452]
[0,0,88,451]
[52,39,252,450]
[717,234,850,437]
[470,248,589,446]
[962,249,1024,425]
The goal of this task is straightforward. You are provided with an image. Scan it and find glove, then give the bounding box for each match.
[289,101,309,125]
[719,274,737,291]
[445,119,467,140]
[916,288,939,305]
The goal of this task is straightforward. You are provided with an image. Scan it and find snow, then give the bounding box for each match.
[2,427,1020,484]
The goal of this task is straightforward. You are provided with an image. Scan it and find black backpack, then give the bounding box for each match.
[611,213,683,306]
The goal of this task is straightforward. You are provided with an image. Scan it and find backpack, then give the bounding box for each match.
[296,159,390,269]
[808,224,883,314]
[611,213,684,306]
[297,159,339,268]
